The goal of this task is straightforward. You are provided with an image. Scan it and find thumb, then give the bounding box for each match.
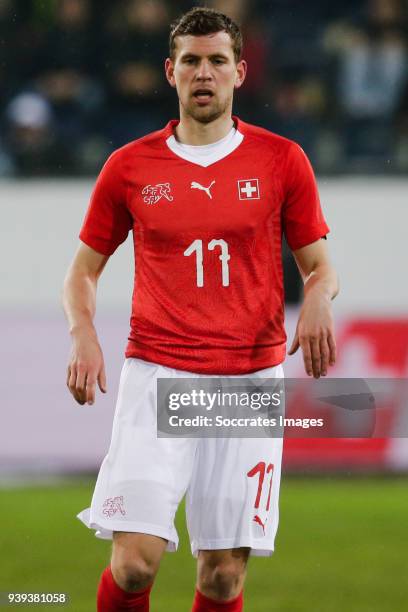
[98,365,107,393]
[288,331,300,355]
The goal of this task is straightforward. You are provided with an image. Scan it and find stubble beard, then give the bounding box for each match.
[181,94,232,124]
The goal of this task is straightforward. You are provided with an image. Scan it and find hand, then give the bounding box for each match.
[288,291,336,378]
[67,329,107,405]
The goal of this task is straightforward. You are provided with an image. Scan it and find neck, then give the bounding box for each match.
[175,109,235,145]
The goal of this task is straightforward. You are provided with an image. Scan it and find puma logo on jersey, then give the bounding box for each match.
[253,514,267,535]
[191,180,215,199]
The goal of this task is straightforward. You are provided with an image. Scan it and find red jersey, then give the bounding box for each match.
[80,117,329,374]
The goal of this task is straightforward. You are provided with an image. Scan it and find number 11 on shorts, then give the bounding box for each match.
[247,461,274,534]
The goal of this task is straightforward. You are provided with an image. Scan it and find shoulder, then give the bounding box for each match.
[237,117,304,168]
[237,117,296,151]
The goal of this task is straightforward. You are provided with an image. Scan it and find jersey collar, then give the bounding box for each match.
[164,116,245,168]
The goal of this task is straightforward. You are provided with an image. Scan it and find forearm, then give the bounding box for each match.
[62,267,98,339]
[63,247,108,404]
[303,264,339,302]
[290,262,338,376]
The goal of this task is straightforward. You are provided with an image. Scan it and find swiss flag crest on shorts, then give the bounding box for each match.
[238,178,260,200]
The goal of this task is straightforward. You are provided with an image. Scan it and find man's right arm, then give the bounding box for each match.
[62,242,110,405]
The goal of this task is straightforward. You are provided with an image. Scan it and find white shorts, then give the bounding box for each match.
[78,357,284,557]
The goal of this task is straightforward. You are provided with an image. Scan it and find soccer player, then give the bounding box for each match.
[63,7,338,612]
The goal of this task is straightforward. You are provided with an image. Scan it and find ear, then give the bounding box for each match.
[234,59,247,89]
[165,57,176,88]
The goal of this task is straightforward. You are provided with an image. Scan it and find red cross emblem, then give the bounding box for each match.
[238,179,260,200]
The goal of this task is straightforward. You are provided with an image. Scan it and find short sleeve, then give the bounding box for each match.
[282,143,330,251]
[79,151,133,256]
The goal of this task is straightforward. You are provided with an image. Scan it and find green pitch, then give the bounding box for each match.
[1,476,406,611]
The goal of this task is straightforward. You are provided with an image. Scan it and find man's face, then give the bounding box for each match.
[165,31,246,124]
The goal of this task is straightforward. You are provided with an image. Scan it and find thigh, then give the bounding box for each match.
[78,358,198,550]
[186,435,283,557]
[186,363,284,557]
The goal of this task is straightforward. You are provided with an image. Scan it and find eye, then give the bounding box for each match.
[213,58,226,65]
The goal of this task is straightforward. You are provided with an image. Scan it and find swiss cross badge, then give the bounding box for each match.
[237,178,260,200]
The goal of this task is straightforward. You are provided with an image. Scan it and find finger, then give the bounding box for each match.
[68,364,85,405]
[66,365,72,389]
[288,332,300,355]
[310,337,321,378]
[75,365,87,405]
[320,336,330,376]
[98,364,107,393]
[327,334,337,366]
[67,363,77,394]
[86,373,97,405]
[299,335,313,376]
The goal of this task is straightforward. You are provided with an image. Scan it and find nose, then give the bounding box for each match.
[196,59,213,80]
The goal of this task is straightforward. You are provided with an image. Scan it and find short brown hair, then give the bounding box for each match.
[169,7,243,63]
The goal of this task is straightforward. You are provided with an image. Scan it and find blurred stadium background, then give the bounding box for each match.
[1,0,407,610]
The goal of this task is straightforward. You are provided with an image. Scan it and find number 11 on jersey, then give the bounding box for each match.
[184,239,230,287]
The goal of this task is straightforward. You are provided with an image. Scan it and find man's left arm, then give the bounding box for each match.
[288,238,339,378]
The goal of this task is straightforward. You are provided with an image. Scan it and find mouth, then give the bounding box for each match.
[192,89,214,104]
